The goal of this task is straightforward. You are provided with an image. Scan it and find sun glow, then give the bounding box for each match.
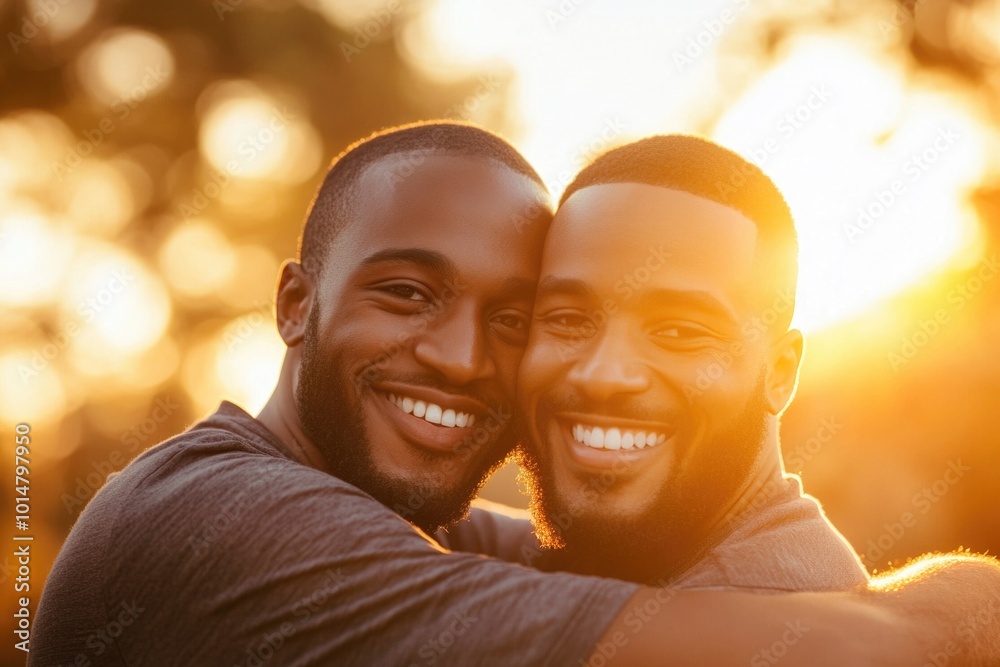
[416,1,996,333]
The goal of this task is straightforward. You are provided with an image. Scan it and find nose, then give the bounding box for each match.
[412,300,497,386]
[565,324,650,402]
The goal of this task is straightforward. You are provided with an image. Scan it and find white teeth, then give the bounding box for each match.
[591,427,605,448]
[424,404,442,424]
[386,394,476,429]
[569,423,668,451]
[604,428,621,450]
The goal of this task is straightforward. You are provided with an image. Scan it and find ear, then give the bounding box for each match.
[274,260,314,347]
[764,328,803,415]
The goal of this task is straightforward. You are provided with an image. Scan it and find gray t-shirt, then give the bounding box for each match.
[669,475,869,592]
[30,402,638,667]
[460,475,869,594]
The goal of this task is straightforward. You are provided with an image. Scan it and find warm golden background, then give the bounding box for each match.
[2,0,999,660]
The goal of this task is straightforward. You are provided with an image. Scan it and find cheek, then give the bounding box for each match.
[657,342,765,390]
[682,360,764,424]
[517,339,565,401]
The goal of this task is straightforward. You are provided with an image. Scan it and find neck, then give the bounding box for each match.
[257,353,331,473]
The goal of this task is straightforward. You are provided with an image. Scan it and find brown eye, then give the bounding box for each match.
[382,284,430,302]
[652,322,718,347]
[543,311,597,337]
[494,313,528,331]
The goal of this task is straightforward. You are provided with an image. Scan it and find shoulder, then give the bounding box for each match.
[675,475,869,592]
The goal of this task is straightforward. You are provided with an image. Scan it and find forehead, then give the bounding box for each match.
[543,183,758,298]
[332,153,551,277]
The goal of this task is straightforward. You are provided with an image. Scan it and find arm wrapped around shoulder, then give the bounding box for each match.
[867,551,1000,666]
[595,551,1000,666]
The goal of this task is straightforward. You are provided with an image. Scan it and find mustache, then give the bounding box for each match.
[535,389,679,424]
[354,368,508,411]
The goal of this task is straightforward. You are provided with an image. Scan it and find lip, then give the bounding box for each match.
[374,381,489,417]
[550,412,674,473]
[555,412,675,433]
[370,387,481,454]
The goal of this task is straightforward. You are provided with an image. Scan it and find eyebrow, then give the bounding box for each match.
[636,287,738,322]
[359,248,456,278]
[535,276,599,302]
[536,276,738,321]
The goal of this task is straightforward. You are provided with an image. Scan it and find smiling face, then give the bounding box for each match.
[295,153,550,532]
[518,183,797,581]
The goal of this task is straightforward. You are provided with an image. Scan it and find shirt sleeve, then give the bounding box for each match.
[108,455,639,667]
[435,499,544,565]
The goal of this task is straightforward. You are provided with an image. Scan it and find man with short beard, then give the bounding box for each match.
[31,123,1000,666]
[517,135,868,590]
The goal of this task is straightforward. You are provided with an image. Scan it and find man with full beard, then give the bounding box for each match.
[32,122,1000,666]
[516,134,870,590]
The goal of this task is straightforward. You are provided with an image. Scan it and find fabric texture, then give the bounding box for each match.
[446,474,869,593]
[30,402,639,667]
[668,474,870,592]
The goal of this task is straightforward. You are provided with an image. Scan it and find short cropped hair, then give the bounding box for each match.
[560,134,799,326]
[299,121,547,277]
